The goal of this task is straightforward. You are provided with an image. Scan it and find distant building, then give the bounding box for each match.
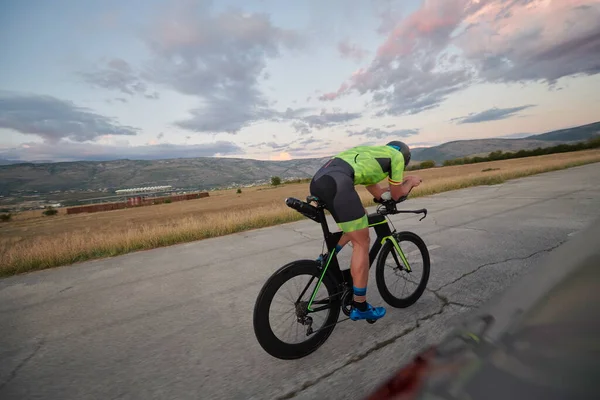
[115,185,173,195]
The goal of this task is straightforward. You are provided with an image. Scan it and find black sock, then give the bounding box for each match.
[352,300,367,311]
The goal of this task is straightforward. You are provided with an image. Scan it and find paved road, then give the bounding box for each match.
[1,164,599,400]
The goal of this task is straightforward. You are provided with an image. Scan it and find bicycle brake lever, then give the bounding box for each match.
[419,209,428,221]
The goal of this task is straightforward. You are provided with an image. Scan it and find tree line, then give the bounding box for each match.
[406,135,600,170]
[442,136,600,166]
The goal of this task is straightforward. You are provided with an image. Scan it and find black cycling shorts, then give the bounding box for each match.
[309,158,368,232]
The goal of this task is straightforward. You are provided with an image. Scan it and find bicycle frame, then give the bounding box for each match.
[303,204,411,313]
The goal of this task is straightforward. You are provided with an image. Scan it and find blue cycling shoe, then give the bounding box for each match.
[350,303,386,321]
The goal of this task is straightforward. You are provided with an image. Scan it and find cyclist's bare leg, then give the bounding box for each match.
[336,208,368,249]
[345,219,386,320]
[345,227,370,302]
[337,234,351,248]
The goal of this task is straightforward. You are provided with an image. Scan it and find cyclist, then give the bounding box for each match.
[309,141,422,321]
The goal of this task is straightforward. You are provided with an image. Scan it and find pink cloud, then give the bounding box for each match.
[458,0,600,83]
[338,39,369,62]
[319,0,600,115]
[319,92,339,101]
[376,0,468,59]
[462,0,591,52]
[318,82,348,101]
[320,0,475,102]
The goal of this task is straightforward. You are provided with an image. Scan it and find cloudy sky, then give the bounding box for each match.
[1,0,599,162]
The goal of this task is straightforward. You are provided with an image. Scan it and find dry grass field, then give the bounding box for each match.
[2,148,600,277]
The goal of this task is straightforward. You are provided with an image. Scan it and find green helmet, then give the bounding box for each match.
[386,141,411,167]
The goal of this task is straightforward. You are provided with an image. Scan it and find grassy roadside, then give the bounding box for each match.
[2,150,600,277]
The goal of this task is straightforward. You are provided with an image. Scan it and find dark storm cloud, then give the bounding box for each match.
[301,110,362,128]
[144,0,304,133]
[0,140,243,162]
[80,58,159,99]
[453,105,535,124]
[0,91,139,143]
[347,127,419,139]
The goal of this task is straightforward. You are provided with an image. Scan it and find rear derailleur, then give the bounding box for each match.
[296,301,314,336]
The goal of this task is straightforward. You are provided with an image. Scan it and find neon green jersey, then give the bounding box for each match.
[334,145,405,186]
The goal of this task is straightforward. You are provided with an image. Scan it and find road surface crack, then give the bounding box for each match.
[429,289,477,310]
[58,286,73,293]
[0,340,44,392]
[434,241,566,292]
[275,297,449,400]
[290,228,318,241]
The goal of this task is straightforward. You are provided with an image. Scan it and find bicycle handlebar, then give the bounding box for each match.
[373,196,428,221]
[295,191,427,223]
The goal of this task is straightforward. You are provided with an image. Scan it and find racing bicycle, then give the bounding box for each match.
[252,194,431,360]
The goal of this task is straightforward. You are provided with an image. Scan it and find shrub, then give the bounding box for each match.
[0,213,11,222]
[419,160,436,169]
[237,188,242,194]
[284,178,311,184]
[271,176,281,186]
[43,208,58,216]
[164,198,172,203]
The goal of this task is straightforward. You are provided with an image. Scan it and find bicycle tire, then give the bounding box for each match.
[375,231,430,308]
[253,260,341,360]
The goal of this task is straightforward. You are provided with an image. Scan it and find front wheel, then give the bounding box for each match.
[253,260,341,360]
[375,231,430,308]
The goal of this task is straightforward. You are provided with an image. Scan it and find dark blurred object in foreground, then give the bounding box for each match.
[365,219,600,400]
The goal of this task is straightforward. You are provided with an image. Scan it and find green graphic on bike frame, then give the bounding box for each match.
[368,220,387,227]
[307,250,335,311]
[381,235,412,272]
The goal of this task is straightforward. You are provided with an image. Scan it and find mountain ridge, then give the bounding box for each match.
[1,121,598,196]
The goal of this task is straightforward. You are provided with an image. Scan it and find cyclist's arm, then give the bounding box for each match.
[389,178,413,200]
[388,151,412,201]
[365,183,386,199]
[388,153,421,201]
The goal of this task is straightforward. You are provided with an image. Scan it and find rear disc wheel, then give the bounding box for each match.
[253,260,341,359]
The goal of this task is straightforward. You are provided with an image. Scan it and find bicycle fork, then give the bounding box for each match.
[381,234,412,272]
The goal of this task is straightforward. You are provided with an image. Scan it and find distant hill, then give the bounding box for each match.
[411,121,600,163]
[0,159,53,165]
[1,121,598,196]
[0,156,331,195]
[524,121,600,142]
[0,159,30,166]
[410,139,559,163]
